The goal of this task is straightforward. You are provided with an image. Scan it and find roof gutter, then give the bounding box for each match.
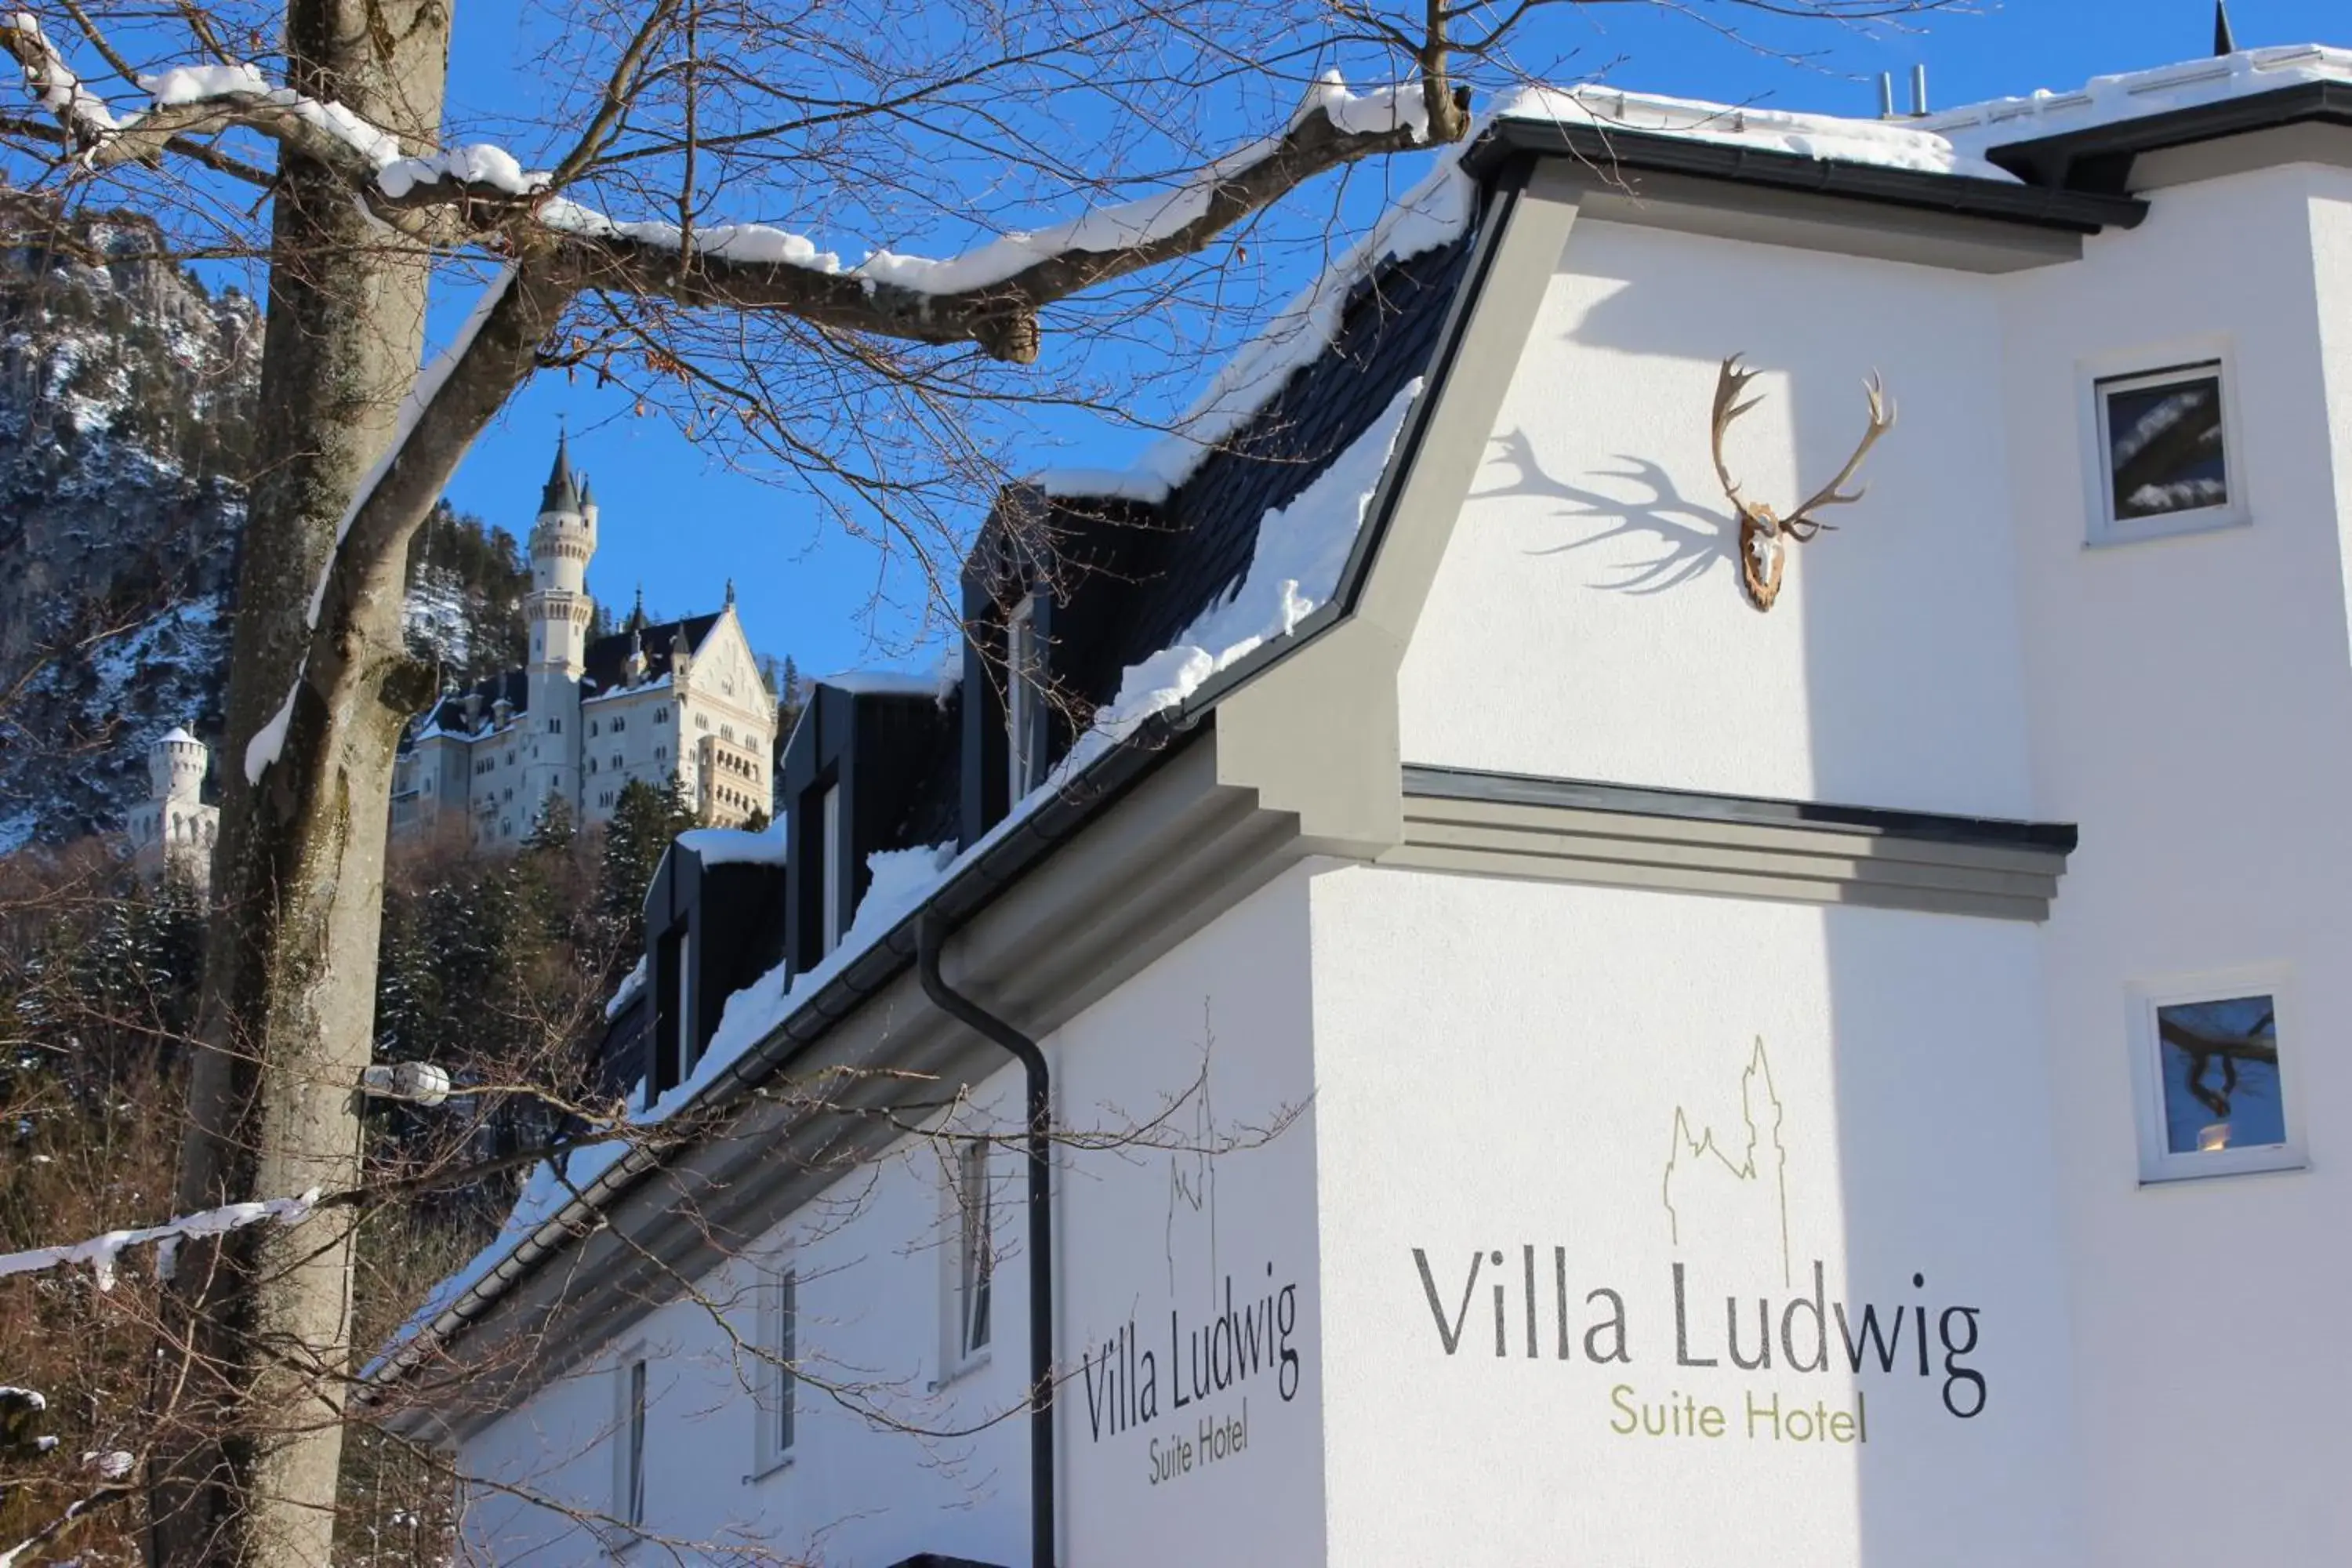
[917,912,1055,1568]
[360,707,1197,1403]
[1461,118,2149,232]
[1976,80,2352,193]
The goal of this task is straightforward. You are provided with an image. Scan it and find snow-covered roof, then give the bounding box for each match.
[1494,84,2017,181]
[1043,45,2338,508]
[1925,43,2352,154]
[676,825,788,867]
[156,725,196,746]
[375,41,2348,1403]
[816,664,961,703]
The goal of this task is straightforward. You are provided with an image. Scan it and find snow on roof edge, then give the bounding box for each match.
[1925,43,2352,154]
[1031,152,1473,506]
[1034,44,2352,509]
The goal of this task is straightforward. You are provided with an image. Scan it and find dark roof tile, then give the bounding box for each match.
[1029,234,1474,711]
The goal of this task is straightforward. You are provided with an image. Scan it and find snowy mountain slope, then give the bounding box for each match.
[0,201,255,855]
[0,197,525,856]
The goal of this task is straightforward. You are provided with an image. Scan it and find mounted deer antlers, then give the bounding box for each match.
[1711,354,1896,612]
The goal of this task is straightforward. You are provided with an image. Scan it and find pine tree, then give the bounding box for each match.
[775,654,804,736]
[598,779,695,953]
[524,793,575,854]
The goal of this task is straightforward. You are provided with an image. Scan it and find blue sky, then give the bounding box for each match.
[430,0,2341,681]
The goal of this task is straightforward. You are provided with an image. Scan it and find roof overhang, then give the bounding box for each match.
[1464,118,2144,274]
[1982,80,2352,194]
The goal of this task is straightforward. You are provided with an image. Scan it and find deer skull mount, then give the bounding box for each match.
[1710,355,1896,612]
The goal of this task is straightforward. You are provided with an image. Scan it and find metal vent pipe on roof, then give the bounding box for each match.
[1911,64,1930,118]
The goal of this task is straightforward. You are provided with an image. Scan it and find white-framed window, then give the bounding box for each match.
[753,1265,799,1475]
[2128,966,2304,1183]
[1006,595,1042,801]
[819,782,843,955]
[2083,343,2246,545]
[946,1138,994,1372]
[614,1353,649,1532]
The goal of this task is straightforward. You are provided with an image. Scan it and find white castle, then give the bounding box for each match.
[390,434,776,851]
[125,726,220,889]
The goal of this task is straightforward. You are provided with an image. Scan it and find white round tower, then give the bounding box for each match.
[526,431,596,677]
[148,725,207,803]
[132,725,218,889]
[522,432,595,823]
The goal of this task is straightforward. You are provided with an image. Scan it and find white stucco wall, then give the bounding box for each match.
[457,1079,1035,1566]
[2003,164,2352,1567]
[1306,865,2081,1567]
[456,865,1323,1566]
[1054,864,1324,1566]
[1399,217,2036,818]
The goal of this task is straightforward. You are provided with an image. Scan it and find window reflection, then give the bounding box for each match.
[2105,371,2227,521]
[2157,994,2285,1155]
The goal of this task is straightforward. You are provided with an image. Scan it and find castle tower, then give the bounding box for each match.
[150,725,206,804]
[131,726,219,889]
[521,432,596,826]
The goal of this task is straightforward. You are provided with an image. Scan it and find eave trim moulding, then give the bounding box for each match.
[1389,765,2078,922]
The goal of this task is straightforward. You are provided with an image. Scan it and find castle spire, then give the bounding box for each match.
[2214,0,2236,54]
[541,425,583,514]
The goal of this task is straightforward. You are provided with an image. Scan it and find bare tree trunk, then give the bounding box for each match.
[150,4,449,1563]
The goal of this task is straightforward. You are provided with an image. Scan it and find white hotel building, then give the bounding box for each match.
[369,38,2352,1567]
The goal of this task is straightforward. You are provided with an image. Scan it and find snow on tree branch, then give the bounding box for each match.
[0,1189,321,1290]
[5,3,1469,363]
[1,13,400,173]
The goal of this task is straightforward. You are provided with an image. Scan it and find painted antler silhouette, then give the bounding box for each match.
[1710,354,1896,612]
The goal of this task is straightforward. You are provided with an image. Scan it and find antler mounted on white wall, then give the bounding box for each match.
[1709,355,1896,612]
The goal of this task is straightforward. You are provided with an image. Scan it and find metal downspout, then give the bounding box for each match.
[916,909,1055,1568]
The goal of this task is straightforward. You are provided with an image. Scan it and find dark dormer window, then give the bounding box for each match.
[1006,594,1043,801]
